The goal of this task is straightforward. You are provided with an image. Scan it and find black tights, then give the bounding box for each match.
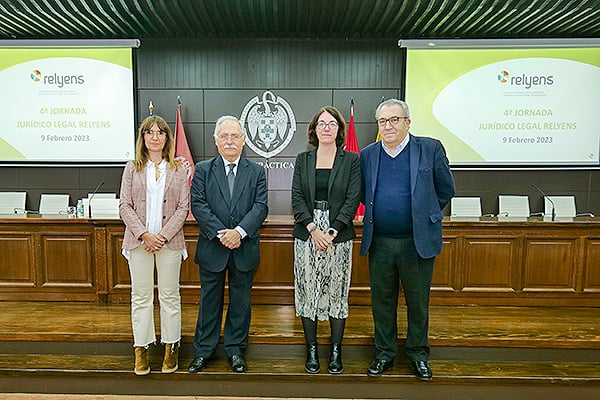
[301,316,346,344]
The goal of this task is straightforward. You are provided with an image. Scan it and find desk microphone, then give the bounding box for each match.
[531,184,555,221]
[88,181,105,218]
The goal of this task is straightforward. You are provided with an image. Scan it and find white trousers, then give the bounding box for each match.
[128,246,182,347]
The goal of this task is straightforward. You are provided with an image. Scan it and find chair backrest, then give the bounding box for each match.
[545,195,576,221]
[39,194,70,214]
[0,192,27,214]
[498,195,530,219]
[450,197,482,221]
[87,192,117,199]
[90,198,120,219]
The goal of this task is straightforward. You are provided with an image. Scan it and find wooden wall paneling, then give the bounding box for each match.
[252,222,295,304]
[92,226,108,302]
[2,218,600,306]
[0,232,36,288]
[583,239,600,293]
[349,240,370,285]
[522,237,577,292]
[180,238,200,287]
[461,236,519,292]
[105,224,129,303]
[432,237,458,292]
[40,230,93,287]
[33,222,98,301]
[349,239,371,305]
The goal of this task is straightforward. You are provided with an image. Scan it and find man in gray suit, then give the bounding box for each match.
[189,115,268,374]
[360,99,455,381]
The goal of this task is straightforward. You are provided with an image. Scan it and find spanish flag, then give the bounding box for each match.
[174,101,195,219]
[344,99,365,220]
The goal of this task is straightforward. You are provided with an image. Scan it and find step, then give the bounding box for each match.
[0,343,599,399]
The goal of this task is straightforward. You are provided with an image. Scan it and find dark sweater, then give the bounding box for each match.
[373,145,412,237]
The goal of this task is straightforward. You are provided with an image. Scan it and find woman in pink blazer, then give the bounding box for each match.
[119,115,190,375]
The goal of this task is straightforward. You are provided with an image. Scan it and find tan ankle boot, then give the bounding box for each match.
[134,346,150,376]
[162,342,179,373]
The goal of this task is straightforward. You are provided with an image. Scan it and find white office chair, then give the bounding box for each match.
[0,192,27,214]
[90,198,120,219]
[87,192,117,199]
[39,194,70,215]
[450,197,482,221]
[544,195,576,221]
[498,195,530,221]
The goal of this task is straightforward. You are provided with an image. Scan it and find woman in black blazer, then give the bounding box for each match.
[291,106,361,374]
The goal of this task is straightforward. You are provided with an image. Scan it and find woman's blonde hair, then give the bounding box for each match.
[133,115,180,172]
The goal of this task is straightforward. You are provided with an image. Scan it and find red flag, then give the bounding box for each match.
[344,100,365,220]
[174,103,195,218]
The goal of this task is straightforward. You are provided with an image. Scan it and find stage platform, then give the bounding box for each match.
[0,302,599,399]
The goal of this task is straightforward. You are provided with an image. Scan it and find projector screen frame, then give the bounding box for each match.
[0,39,140,167]
[399,38,600,169]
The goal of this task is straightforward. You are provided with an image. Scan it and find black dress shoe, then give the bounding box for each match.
[367,358,394,377]
[188,356,209,373]
[411,360,433,381]
[229,354,247,373]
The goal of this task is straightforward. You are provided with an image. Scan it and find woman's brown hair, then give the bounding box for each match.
[133,115,180,172]
[306,106,347,148]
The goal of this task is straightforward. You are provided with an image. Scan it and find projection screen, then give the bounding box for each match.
[0,39,139,164]
[402,38,600,166]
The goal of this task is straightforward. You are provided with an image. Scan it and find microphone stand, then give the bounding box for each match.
[88,182,105,218]
[531,184,555,221]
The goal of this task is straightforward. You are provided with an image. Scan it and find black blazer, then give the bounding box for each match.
[191,156,268,272]
[292,148,361,243]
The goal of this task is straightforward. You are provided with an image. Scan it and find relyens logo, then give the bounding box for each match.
[498,70,554,89]
[30,69,85,88]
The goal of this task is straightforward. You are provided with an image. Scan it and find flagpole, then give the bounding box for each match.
[345,97,364,221]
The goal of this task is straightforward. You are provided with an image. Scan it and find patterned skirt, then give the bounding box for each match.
[294,209,353,321]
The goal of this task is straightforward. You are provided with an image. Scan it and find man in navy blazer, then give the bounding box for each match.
[360,99,455,381]
[189,116,268,374]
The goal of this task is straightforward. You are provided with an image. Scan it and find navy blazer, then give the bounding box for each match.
[191,156,268,272]
[360,135,455,259]
[292,148,361,243]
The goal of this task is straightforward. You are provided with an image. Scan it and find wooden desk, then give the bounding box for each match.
[1,215,599,306]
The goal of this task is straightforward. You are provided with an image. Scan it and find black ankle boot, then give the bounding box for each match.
[328,342,343,374]
[305,343,320,374]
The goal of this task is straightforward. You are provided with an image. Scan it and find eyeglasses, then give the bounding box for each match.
[217,133,243,141]
[144,129,166,138]
[316,121,339,130]
[377,116,408,126]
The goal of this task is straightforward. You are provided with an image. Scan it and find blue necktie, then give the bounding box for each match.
[227,163,235,197]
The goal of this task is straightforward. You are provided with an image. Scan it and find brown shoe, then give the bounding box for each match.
[134,346,150,376]
[162,342,179,373]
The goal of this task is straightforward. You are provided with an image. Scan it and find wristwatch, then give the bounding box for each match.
[327,228,337,236]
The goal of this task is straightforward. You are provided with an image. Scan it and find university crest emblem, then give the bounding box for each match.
[240,91,296,158]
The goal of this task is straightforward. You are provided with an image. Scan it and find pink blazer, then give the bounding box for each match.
[119,160,190,251]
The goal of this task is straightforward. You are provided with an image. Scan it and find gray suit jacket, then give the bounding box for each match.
[360,135,455,258]
[191,156,268,272]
